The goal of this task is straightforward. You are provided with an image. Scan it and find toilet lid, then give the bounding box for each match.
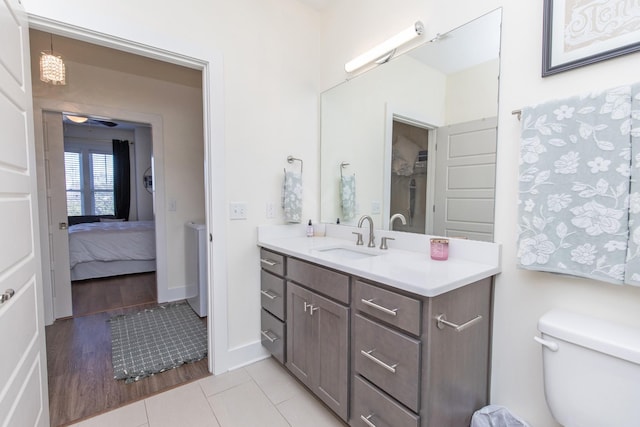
[538,309,640,365]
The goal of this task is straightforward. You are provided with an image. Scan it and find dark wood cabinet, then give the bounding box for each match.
[259,248,286,364]
[259,245,494,427]
[287,281,350,422]
[351,277,493,427]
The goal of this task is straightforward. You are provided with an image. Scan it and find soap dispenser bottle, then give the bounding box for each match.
[306,220,314,237]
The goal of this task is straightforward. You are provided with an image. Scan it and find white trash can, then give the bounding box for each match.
[470,405,530,427]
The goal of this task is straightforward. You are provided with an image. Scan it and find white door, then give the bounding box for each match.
[0,0,51,426]
[0,0,49,427]
[433,117,497,241]
[43,111,73,318]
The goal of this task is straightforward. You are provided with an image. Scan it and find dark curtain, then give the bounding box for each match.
[112,139,131,220]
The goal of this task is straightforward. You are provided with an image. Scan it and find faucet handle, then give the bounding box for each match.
[380,236,395,250]
[352,231,364,246]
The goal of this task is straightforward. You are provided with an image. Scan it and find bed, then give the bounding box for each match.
[68,220,156,281]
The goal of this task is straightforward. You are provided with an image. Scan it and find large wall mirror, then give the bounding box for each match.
[320,9,502,241]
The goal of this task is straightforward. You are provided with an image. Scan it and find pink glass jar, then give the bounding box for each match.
[430,238,449,261]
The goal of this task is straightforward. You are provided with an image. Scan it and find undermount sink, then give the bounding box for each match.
[313,246,381,260]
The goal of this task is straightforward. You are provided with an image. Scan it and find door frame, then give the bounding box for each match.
[34,104,165,320]
[383,103,438,233]
[27,15,229,375]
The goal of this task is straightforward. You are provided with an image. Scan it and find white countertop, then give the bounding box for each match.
[258,224,502,297]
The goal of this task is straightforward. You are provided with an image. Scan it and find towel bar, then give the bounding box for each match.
[340,162,350,178]
[287,155,303,173]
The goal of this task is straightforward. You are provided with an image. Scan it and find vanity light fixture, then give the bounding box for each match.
[344,21,424,73]
[40,34,66,85]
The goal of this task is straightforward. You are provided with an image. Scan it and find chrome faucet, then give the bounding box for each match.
[357,215,376,248]
[389,213,407,229]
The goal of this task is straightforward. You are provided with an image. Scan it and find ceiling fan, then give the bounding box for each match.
[64,114,119,127]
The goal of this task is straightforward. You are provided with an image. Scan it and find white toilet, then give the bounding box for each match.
[536,309,640,427]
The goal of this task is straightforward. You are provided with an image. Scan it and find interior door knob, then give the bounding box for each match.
[59,222,68,230]
[1,289,15,304]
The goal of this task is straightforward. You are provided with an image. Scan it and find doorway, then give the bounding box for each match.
[390,120,430,234]
[60,115,159,317]
[29,27,215,426]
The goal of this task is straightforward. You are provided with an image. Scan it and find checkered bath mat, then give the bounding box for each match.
[109,302,207,383]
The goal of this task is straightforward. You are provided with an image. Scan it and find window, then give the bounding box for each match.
[64,150,115,216]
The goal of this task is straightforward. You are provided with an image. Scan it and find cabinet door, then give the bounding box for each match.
[286,282,314,385]
[313,293,349,421]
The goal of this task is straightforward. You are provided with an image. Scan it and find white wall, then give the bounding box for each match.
[321,1,640,426]
[24,0,322,367]
[445,58,499,124]
[134,126,154,221]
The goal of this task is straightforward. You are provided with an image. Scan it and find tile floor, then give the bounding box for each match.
[70,357,347,427]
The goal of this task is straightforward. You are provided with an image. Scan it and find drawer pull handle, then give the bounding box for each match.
[360,349,397,373]
[361,298,398,316]
[435,313,482,332]
[260,290,278,300]
[261,329,279,343]
[360,414,377,427]
[260,258,278,267]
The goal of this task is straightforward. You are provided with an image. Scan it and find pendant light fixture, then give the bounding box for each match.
[40,34,66,85]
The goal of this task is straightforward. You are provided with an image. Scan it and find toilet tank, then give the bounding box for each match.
[537,309,640,427]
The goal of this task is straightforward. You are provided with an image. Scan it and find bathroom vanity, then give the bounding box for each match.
[258,224,501,426]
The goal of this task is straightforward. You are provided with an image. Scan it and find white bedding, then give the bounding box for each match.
[68,220,156,268]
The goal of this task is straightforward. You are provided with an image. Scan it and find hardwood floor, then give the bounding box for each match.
[72,272,158,317]
[48,274,210,426]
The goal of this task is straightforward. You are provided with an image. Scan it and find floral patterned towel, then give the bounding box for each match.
[282,170,302,223]
[340,174,356,221]
[517,85,632,285]
[624,83,640,285]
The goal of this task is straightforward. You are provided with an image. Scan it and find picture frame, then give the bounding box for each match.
[542,0,640,76]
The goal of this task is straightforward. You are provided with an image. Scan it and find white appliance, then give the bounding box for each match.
[185,222,207,317]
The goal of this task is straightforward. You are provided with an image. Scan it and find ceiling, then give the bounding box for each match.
[295,0,335,11]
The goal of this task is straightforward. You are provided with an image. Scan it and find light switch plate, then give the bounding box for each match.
[266,202,275,219]
[229,202,248,220]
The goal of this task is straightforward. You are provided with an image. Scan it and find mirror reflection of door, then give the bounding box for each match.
[390,120,430,233]
[433,117,497,241]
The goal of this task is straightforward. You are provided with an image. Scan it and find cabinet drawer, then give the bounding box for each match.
[352,375,419,427]
[288,257,350,304]
[260,248,285,276]
[354,280,421,336]
[261,309,285,364]
[261,270,285,321]
[354,314,421,412]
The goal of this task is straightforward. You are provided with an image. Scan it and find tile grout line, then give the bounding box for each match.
[246,377,294,427]
[197,375,228,426]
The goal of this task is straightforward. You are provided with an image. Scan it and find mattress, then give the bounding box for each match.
[68,220,156,268]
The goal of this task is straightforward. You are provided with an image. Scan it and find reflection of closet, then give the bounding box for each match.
[390,120,429,233]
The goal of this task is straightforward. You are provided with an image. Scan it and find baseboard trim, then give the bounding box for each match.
[226,340,270,371]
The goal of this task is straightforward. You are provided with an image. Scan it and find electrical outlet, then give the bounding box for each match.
[229,202,248,220]
[371,200,381,214]
[266,202,275,219]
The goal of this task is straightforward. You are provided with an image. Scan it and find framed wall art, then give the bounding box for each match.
[542,0,640,76]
